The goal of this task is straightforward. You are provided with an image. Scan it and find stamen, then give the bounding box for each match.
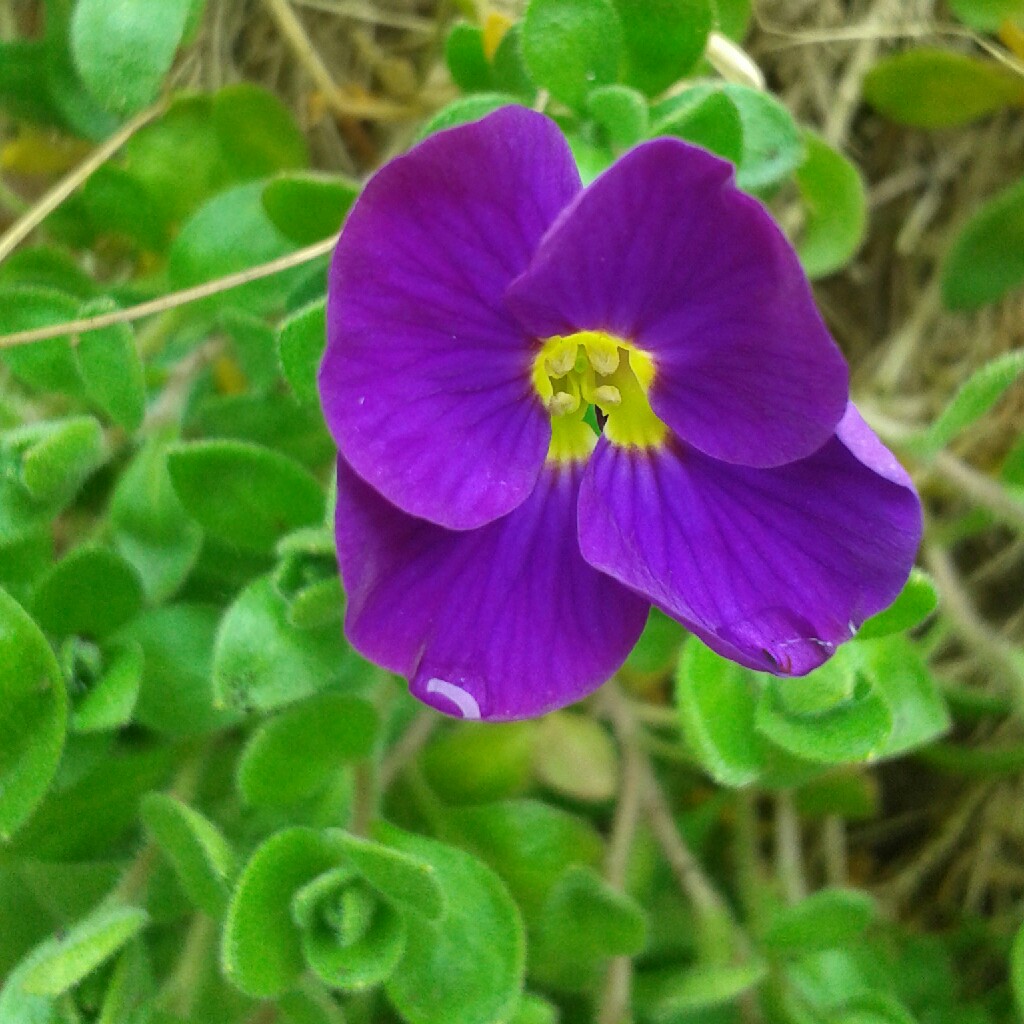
[588,345,620,376]
[547,392,579,416]
[544,341,577,378]
[593,385,621,407]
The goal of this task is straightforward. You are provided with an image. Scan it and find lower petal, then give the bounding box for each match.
[335,458,649,721]
[577,405,922,675]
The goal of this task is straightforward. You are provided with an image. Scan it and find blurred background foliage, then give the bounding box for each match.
[0,0,1024,1022]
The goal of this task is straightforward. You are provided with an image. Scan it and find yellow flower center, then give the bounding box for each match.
[531,330,667,462]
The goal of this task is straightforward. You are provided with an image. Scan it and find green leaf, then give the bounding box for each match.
[167,439,324,554]
[263,172,358,246]
[222,827,347,997]
[764,888,875,955]
[238,693,379,807]
[712,0,753,39]
[0,286,82,396]
[81,163,168,250]
[71,642,142,733]
[298,871,407,991]
[445,22,494,93]
[1012,915,1024,1018]
[858,569,938,639]
[278,298,327,405]
[508,993,560,1024]
[864,49,1024,128]
[167,181,300,316]
[219,307,280,393]
[76,299,146,431]
[339,832,446,921]
[142,793,237,917]
[724,83,804,192]
[522,0,623,108]
[536,864,646,964]
[676,638,763,787]
[450,800,604,919]
[756,671,893,765]
[70,0,191,114]
[794,132,867,278]
[119,603,243,736]
[924,349,1024,449]
[0,586,67,840]
[121,94,228,227]
[612,0,712,95]
[493,25,537,100]
[381,824,525,1024]
[586,84,649,147]
[213,83,309,179]
[278,988,348,1024]
[862,638,951,758]
[949,0,1024,29]
[18,415,106,503]
[423,722,536,805]
[534,712,618,802]
[8,743,176,861]
[625,606,685,677]
[941,176,1024,310]
[213,575,349,714]
[637,961,768,1014]
[31,546,143,640]
[20,905,147,997]
[109,440,203,603]
[416,93,523,139]
[650,86,743,165]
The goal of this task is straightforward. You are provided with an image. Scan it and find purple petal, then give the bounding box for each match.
[577,405,922,675]
[321,107,581,529]
[506,139,849,468]
[335,457,649,721]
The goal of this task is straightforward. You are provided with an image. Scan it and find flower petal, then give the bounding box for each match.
[335,457,649,721]
[577,405,922,675]
[506,138,849,468]
[321,107,581,529]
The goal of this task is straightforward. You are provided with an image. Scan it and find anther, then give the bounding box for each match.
[545,344,577,378]
[588,347,620,376]
[547,392,580,416]
[593,385,621,407]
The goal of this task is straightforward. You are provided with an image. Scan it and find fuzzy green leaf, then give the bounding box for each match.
[213,575,348,714]
[858,569,938,639]
[864,49,1024,128]
[20,905,148,997]
[764,888,876,955]
[925,349,1024,449]
[612,0,712,95]
[71,642,142,733]
[222,828,347,997]
[676,638,763,787]
[76,299,146,431]
[277,298,326,406]
[942,177,1024,310]
[522,0,623,108]
[381,824,525,1024]
[167,439,324,554]
[238,693,379,807]
[142,793,237,917]
[0,587,67,840]
[70,0,191,115]
[262,172,358,246]
[31,546,143,640]
[794,132,867,278]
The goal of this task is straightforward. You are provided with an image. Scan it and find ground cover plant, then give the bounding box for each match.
[0,0,1023,1022]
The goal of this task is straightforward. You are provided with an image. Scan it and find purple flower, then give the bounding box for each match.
[319,106,921,722]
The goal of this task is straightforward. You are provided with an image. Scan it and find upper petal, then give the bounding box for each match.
[577,404,922,675]
[335,457,649,722]
[321,107,581,529]
[506,138,849,468]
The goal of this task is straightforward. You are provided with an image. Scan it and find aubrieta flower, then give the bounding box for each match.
[319,106,922,722]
